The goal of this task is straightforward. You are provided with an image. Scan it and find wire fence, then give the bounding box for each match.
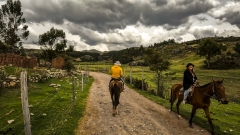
[0,68,88,135]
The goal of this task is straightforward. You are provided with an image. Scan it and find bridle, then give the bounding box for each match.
[204,82,225,101]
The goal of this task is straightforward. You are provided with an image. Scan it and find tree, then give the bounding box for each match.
[233,43,240,65]
[197,38,226,68]
[234,42,240,55]
[38,27,67,62]
[144,48,170,98]
[0,0,29,54]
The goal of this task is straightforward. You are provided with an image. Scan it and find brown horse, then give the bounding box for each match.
[109,79,123,116]
[170,79,228,135]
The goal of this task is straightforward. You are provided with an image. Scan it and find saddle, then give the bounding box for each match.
[109,78,123,91]
[111,78,121,81]
[180,84,200,103]
[179,86,195,95]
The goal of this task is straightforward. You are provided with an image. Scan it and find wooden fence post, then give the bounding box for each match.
[142,67,144,90]
[81,73,84,91]
[21,71,32,135]
[72,76,76,107]
[130,66,132,84]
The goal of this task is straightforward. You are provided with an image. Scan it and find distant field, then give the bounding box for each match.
[77,55,240,102]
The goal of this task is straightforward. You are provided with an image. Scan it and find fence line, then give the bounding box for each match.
[1,68,89,135]
[31,92,55,107]
[0,113,23,131]
[0,109,14,120]
[33,100,73,134]
[51,102,74,134]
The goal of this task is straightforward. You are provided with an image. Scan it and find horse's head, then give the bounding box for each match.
[212,79,229,104]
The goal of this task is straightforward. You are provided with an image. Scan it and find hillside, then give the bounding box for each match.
[23,36,240,69]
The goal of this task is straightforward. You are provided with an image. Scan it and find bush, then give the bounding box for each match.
[61,55,75,72]
[125,76,148,90]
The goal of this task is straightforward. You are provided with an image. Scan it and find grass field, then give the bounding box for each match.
[0,69,93,135]
[79,54,240,135]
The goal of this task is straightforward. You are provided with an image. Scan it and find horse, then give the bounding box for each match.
[169,79,228,135]
[109,79,123,116]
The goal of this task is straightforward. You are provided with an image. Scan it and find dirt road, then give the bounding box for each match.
[77,72,210,135]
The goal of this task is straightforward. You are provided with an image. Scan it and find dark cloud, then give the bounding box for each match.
[196,16,208,22]
[21,0,216,33]
[151,0,168,6]
[140,1,214,27]
[209,1,240,28]
[22,0,141,32]
[215,11,240,28]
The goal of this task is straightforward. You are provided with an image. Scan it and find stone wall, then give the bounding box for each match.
[52,56,64,69]
[0,53,37,69]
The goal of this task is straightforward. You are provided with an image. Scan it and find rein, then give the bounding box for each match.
[203,83,224,102]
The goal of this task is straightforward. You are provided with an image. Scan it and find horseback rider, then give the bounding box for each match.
[109,61,125,91]
[183,63,198,104]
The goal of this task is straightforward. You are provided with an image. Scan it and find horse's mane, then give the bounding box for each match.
[199,81,222,88]
[199,82,212,88]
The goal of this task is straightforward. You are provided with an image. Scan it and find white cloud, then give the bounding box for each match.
[180,33,196,42]
[210,1,240,17]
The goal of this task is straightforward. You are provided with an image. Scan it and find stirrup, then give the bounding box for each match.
[182,100,187,104]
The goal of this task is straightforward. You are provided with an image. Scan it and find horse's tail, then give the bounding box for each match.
[169,86,173,103]
[169,84,176,103]
[114,83,120,105]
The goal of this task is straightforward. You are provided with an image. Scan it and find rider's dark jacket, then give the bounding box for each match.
[183,69,197,90]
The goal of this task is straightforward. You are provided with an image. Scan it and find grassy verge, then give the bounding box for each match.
[126,79,240,135]
[0,74,93,135]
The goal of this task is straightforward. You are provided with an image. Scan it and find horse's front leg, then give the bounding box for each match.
[189,106,197,128]
[204,107,215,135]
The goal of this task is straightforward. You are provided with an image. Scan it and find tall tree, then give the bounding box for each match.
[197,38,226,68]
[144,48,170,98]
[234,42,240,55]
[38,27,67,62]
[233,43,240,63]
[0,0,29,54]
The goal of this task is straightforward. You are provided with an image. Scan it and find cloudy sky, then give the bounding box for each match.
[1,0,240,51]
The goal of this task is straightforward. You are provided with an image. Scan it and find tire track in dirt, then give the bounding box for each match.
[77,72,210,135]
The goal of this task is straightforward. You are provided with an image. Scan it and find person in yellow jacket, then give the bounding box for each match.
[109,61,125,91]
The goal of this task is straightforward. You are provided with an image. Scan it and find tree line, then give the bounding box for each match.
[0,0,75,71]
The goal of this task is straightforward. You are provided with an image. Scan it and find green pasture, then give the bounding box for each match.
[78,54,240,135]
[0,70,93,135]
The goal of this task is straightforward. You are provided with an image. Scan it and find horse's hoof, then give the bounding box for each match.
[178,115,181,118]
[211,132,215,135]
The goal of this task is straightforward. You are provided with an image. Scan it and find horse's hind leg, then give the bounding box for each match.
[176,100,181,115]
[170,98,176,111]
[170,92,177,111]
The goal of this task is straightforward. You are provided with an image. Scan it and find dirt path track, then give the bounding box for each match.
[77,72,210,135]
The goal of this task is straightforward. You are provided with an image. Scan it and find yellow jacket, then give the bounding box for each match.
[111,65,123,79]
